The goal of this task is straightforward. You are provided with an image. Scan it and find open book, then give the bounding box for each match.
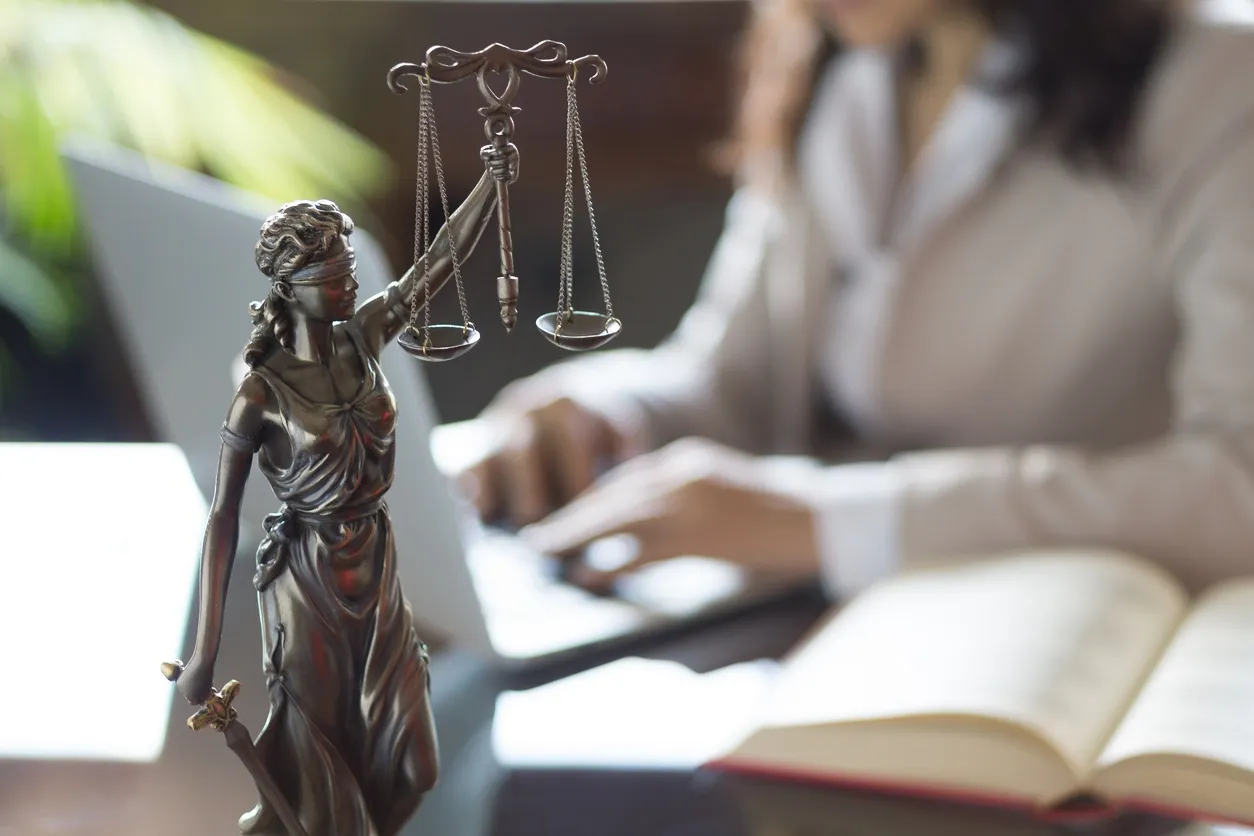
[705,550,1254,828]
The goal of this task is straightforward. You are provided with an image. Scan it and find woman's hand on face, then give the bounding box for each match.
[516,437,821,591]
[458,385,636,528]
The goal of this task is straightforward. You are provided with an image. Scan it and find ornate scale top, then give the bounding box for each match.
[387,41,621,361]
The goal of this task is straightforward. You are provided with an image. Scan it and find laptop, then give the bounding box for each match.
[62,139,804,670]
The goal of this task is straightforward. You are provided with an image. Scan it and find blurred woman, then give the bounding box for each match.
[459,0,1254,596]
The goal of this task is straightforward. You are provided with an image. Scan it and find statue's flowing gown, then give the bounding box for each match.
[225,321,436,836]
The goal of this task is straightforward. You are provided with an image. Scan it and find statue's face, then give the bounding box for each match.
[809,0,946,47]
[288,236,359,322]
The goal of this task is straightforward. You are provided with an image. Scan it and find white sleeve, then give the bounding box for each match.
[759,456,904,599]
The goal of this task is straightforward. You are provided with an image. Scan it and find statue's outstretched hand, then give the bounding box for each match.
[162,654,217,706]
[481,143,519,184]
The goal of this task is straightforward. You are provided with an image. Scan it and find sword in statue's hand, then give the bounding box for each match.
[161,661,311,836]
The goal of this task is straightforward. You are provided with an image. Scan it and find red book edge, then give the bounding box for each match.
[702,756,1254,829]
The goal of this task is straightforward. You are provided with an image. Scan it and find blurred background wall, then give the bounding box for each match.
[0,0,748,440]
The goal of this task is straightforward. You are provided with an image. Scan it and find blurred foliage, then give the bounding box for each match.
[0,0,393,369]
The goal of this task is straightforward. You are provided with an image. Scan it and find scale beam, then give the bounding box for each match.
[387,41,607,92]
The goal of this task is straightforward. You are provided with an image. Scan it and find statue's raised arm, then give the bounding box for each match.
[353,146,516,357]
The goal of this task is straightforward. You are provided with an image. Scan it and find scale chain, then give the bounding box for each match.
[421,84,432,343]
[424,81,473,333]
[558,74,577,321]
[408,75,473,353]
[557,68,612,329]
[410,80,430,339]
[572,73,612,319]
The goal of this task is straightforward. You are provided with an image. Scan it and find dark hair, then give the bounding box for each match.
[244,199,355,367]
[726,0,1172,188]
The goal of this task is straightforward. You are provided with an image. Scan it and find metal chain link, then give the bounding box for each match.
[568,70,613,319]
[409,77,431,335]
[557,74,578,321]
[423,82,473,333]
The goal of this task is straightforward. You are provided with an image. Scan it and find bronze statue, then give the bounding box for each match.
[162,41,617,836]
[165,148,513,836]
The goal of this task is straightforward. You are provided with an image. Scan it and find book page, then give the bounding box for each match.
[757,550,1187,773]
[1096,578,1254,773]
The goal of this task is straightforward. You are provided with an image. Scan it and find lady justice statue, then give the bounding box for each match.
[161,41,616,836]
[165,152,510,836]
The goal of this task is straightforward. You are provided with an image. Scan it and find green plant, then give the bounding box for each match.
[0,0,393,379]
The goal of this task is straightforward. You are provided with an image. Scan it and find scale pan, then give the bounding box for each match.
[536,311,622,351]
[397,324,480,362]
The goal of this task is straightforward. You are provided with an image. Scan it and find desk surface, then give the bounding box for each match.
[0,535,825,836]
[6,526,1251,836]
[727,777,1254,836]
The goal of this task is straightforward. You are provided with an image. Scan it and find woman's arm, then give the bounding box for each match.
[354,168,501,356]
[176,374,266,704]
[781,78,1254,598]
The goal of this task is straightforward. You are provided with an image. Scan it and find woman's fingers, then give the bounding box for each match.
[519,468,666,558]
[539,397,605,507]
[467,393,625,526]
[456,458,495,520]
[496,419,551,527]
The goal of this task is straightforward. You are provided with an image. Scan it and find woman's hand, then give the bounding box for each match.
[457,381,641,528]
[517,437,821,589]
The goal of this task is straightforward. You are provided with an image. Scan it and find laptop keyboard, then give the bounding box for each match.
[467,524,752,618]
[468,528,612,607]
[464,527,654,657]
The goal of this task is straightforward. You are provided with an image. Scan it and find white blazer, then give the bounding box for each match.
[535,2,1254,596]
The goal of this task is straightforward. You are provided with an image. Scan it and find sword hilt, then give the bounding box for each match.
[160,662,308,836]
[190,680,241,732]
[161,660,240,732]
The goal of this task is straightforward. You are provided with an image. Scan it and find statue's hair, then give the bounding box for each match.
[243,199,355,367]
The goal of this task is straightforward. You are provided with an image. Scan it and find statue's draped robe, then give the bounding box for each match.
[227,322,436,836]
